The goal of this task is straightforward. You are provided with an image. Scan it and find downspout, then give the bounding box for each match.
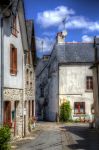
[23,50,28,137]
[23,51,25,137]
[58,64,60,122]
[96,66,99,103]
[0,16,4,126]
[94,38,99,124]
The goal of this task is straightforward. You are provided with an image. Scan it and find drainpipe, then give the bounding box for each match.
[0,15,4,126]
[22,50,28,137]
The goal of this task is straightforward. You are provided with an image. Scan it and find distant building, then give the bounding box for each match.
[36,32,94,121]
[25,20,36,134]
[0,0,36,137]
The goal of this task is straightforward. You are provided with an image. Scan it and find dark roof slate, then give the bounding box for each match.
[56,43,94,63]
[26,20,33,48]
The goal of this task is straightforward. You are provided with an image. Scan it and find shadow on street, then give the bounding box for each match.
[60,123,99,150]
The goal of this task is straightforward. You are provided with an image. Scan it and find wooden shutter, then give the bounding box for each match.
[10,44,13,74]
[4,101,11,124]
[90,77,93,89]
[28,101,31,118]
[32,101,34,117]
[10,44,17,75]
[13,48,17,74]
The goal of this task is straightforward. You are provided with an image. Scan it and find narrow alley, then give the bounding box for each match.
[12,122,99,150]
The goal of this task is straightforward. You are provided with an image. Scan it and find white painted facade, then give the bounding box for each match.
[3,15,23,89]
[59,65,93,119]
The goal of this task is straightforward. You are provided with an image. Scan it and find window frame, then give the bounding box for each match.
[74,102,85,114]
[10,44,17,76]
[86,76,93,90]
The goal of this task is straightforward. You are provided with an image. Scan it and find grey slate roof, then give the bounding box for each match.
[56,43,95,63]
[26,20,33,48]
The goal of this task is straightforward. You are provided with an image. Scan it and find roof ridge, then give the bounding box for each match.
[65,42,93,44]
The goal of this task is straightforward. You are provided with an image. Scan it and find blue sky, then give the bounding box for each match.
[24,0,99,57]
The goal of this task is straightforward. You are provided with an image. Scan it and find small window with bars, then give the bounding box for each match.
[86,76,93,90]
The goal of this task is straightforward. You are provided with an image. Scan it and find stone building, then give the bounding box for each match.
[91,37,99,128]
[36,32,94,121]
[0,0,36,137]
[25,20,36,134]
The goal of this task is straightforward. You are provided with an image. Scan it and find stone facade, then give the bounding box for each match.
[4,88,23,101]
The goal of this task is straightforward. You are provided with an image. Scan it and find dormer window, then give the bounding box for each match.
[10,44,17,75]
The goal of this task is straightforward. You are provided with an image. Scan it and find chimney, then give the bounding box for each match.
[56,31,67,44]
[56,32,64,44]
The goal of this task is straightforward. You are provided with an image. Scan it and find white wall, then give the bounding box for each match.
[3,15,23,89]
[59,65,94,118]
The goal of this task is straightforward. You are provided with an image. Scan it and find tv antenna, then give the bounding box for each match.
[62,17,68,37]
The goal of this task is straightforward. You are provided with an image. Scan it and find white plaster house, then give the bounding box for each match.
[36,32,94,121]
[0,0,36,137]
[91,37,99,128]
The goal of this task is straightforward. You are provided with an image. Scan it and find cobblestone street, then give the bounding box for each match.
[12,122,99,150]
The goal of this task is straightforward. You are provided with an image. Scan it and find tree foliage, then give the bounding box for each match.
[0,125,11,150]
[60,101,71,122]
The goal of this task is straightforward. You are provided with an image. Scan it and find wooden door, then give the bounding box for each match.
[4,101,11,125]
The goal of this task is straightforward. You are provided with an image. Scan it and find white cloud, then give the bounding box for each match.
[36,37,55,53]
[82,35,93,42]
[37,6,75,28]
[65,16,99,32]
[37,6,99,32]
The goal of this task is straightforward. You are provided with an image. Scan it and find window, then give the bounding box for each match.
[28,101,31,118]
[74,102,85,114]
[86,76,93,90]
[30,71,32,80]
[40,87,44,97]
[32,100,34,117]
[11,15,18,37]
[10,44,17,75]
[26,69,29,81]
[28,51,30,64]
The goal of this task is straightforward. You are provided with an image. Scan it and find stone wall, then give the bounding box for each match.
[4,88,23,101]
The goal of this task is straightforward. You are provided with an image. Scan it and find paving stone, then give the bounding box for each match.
[12,122,99,150]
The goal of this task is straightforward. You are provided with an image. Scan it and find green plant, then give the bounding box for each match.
[60,101,71,122]
[0,125,11,150]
